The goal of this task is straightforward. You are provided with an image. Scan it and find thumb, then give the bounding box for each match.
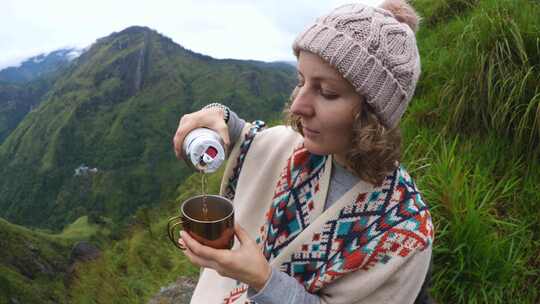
[218,125,231,154]
[212,119,230,154]
[234,223,252,245]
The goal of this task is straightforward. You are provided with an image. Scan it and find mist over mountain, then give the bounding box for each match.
[0,26,296,230]
[0,48,82,84]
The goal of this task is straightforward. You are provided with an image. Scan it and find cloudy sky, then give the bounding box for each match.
[0,0,382,70]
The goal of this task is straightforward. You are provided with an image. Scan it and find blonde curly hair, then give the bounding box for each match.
[284,86,401,186]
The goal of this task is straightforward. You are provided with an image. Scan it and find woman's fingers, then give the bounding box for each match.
[215,122,231,153]
[183,246,213,268]
[234,224,251,245]
[180,231,223,261]
[173,113,197,159]
[172,108,230,159]
[180,228,270,285]
[180,231,234,276]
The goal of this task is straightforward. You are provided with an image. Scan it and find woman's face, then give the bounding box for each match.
[291,51,362,159]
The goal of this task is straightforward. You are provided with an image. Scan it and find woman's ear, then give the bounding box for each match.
[353,96,365,122]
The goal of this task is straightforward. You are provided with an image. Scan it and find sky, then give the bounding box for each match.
[0,0,383,70]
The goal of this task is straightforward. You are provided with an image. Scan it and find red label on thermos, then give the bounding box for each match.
[205,146,218,159]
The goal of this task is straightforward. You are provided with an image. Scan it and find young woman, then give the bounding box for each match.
[173,1,434,303]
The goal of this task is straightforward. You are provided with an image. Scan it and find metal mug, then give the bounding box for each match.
[167,194,234,250]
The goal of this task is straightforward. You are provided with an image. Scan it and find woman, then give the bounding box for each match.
[173,0,434,303]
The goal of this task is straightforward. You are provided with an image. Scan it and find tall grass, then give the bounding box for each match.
[413,0,479,26]
[401,126,539,303]
[436,0,540,154]
[406,3,540,300]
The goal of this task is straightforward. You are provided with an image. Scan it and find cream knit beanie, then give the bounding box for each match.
[292,0,421,129]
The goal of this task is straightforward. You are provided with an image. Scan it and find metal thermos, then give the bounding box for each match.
[182,128,225,173]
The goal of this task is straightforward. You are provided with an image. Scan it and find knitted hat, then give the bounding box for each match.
[292,0,421,129]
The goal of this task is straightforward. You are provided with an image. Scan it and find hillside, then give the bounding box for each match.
[403,0,540,302]
[0,26,296,230]
[0,75,59,143]
[0,217,82,303]
[0,48,77,143]
[0,172,208,303]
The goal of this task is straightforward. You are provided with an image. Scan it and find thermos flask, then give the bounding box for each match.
[182,128,225,173]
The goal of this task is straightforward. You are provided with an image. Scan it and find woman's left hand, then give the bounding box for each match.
[179,223,271,292]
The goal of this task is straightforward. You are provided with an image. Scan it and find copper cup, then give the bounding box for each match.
[167,194,234,250]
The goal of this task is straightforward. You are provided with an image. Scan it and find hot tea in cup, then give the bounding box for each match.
[168,194,234,250]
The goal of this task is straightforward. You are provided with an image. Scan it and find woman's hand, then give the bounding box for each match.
[179,224,272,292]
[173,108,231,160]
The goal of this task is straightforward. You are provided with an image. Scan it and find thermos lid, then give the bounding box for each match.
[184,128,225,173]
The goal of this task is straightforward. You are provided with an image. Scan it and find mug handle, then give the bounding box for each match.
[167,215,186,250]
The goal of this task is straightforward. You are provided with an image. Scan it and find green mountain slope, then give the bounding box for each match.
[0,76,58,143]
[0,49,76,143]
[0,26,296,230]
[0,215,115,303]
[406,0,540,302]
[0,218,71,303]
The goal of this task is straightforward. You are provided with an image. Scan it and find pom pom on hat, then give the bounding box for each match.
[379,0,420,33]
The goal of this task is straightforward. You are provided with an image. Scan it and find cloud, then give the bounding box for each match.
[0,0,384,69]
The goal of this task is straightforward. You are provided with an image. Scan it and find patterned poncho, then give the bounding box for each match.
[190,124,433,304]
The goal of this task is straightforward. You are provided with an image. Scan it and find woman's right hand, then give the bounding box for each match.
[173,107,231,160]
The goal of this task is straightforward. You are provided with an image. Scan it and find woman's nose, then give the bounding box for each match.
[290,86,315,117]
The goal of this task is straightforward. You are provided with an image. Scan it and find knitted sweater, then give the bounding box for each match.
[190,123,434,304]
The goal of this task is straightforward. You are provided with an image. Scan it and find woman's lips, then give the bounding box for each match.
[302,126,320,137]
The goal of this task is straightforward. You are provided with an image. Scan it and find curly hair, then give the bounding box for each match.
[284,86,401,186]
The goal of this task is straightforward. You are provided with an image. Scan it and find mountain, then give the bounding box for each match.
[0,48,82,84]
[0,48,81,144]
[0,76,59,143]
[0,171,205,303]
[0,218,71,303]
[0,26,296,230]
[0,215,112,303]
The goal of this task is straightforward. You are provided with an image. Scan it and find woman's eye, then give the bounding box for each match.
[320,90,339,100]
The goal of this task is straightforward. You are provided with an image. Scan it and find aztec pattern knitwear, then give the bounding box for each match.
[292,3,421,129]
[256,145,432,292]
[257,147,327,260]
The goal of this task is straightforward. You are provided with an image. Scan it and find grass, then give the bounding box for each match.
[400,118,539,303]
[425,0,540,153]
[399,1,540,301]
[53,215,109,240]
[0,218,72,304]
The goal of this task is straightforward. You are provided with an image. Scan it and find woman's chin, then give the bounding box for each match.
[303,140,329,156]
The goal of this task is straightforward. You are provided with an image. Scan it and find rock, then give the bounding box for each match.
[65,241,102,286]
[147,276,196,304]
[11,244,56,279]
[70,241,101,263]
[24,240,38,253]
